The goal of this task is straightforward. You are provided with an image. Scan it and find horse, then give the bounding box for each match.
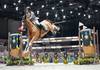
[10,16,60,58]
[23,16,60,47]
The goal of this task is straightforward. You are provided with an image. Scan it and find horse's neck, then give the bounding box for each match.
[25,18,33,27]
[25,18,38,39]
[25,18,37,31]
[42,20,53,32]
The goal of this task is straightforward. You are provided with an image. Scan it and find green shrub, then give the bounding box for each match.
[78,57,94,64]
[73,60,78,64]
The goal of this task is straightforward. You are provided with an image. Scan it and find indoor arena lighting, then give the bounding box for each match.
[59,0,63,3]
[94,9,98,12]
[13,3,16,6]
[16,7,18,11]
[61,9,64,12]
[4,4,7,9]
[30,2,33,6]
[78,12,81,15]
[37,10,39,14]
[51,7,55,10]
[46,12,49,16]
[79,5,82,8]
[98,1,100,4]
[41,5,45,8]
[18,0,21,3]
[84,14,86,17]
[63,15,66,19]
[69,3,73,6]
[88,15,91,19]
[70,11,73,14]
[55,13,58,18]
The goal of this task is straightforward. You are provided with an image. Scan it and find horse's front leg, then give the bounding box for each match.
[28,34,39,63]
[29,36,36,47]
[29,33,39,47]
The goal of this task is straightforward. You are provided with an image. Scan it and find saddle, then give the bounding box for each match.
[30,19,42,29]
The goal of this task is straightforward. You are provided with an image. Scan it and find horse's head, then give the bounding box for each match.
[45,20,60,35]
[51,24,60,35]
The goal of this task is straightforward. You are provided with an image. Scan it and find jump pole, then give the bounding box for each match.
[96,30,99,58]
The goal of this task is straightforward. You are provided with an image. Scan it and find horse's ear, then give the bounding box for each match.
[24,15,26,19]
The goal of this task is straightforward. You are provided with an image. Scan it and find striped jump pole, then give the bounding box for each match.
[96,30,99,58]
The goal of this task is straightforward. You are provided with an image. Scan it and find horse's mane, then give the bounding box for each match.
[45,19,54,24]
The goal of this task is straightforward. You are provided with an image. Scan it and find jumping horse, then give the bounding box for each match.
[10,16,60,58]
[23,16,60,47]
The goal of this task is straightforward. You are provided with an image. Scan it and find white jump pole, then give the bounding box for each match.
[33,36,79,43]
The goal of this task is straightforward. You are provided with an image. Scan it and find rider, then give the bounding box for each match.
[25,7,48,31]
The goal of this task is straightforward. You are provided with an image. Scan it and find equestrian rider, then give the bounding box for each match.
[25,7,48,31]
